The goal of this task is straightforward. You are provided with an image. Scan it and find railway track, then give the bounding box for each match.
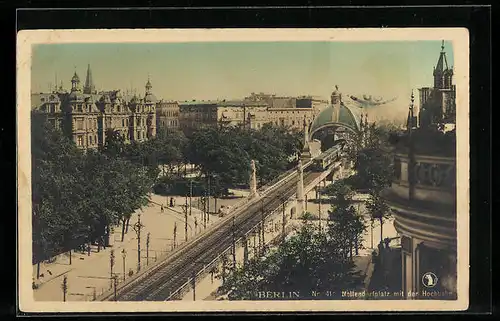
[111,169,320,301]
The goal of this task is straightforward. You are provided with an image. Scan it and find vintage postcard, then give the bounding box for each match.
[17,28,469,312]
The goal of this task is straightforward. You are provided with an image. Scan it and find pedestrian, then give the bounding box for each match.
[161,205,164,213]
[169,197,174,207]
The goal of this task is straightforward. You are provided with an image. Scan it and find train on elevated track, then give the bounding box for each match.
[311,139,346,171]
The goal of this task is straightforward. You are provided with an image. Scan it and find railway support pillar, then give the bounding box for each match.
[300,115,312,162]
[296,159,305,217]
[249,160,259,199]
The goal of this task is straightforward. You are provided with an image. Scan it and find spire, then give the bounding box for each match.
[83,64,96,94]
[407,90,415,132]
[434,40,449,75]
[145,74,152,94]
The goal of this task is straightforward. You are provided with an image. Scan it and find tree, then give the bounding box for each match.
[322,179,355,208]
[31,113,155,264]
[365,190,391,243]
[148,127,188,178]
[216,212,365,300]
[186,125,250,194]
[31,114,86,265]
[99,129,126,158]
[328,205,366,259]
[354,147,393,192]
[352,122,401,192]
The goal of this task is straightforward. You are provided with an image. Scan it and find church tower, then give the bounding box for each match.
[433,41,453,90]
[83,64,97,95]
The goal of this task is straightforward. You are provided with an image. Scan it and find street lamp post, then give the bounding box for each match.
[189,179,193,216]
[61,275,68,302]
[173,221,177,249]
[109,249,115,289]
[132,214,145,272]
[232,216,237,270]
[113,275,118,301]
[183,204,188,242]
[146,232,150,266]
[122,249,127,281]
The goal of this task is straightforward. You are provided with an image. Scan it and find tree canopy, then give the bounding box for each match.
[217,214,365,300]
[31,115,154,264]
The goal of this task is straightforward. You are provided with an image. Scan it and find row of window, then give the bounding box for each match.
[160,120,178,127]
[76,134,98,147]
[75,130,148,147]
[162,111,179,117]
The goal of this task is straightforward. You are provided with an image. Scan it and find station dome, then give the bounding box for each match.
[309,104,362,135]
[310,88,362,136]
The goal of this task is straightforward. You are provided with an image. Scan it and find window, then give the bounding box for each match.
[77,136,84,146]
[76,119,84,130]
[122,119,125,127]
[89,136,93,145]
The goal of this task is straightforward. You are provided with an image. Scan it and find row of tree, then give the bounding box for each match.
[185,123,303,195]
[31,114,303,270]
[31,119,155,271]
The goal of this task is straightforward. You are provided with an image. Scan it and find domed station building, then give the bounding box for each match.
[306,85,371,165]
[381,42,457,300]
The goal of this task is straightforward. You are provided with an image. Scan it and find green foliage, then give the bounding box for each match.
[351,123,398,192]
[354,147,393,192]
[390,125,456,157]
[328,205,366,259]
[217,214,365,300]
[185,123,302,193]
[31,114,154,264]
[322,179,355,208]
[365,191,390,221]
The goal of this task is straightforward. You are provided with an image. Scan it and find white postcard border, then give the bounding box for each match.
[17,28,470,312]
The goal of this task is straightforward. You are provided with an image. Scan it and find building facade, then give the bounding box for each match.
[267,108,316,131]
[178,98,316,134]
[178,101,219,134]
[31,65,156,150]
[156,100,180,130]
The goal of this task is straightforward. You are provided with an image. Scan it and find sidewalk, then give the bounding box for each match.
[32,189,254,302]
[32,194,219,301]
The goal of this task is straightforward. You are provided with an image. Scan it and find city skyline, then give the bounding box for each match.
[32,41,453,105]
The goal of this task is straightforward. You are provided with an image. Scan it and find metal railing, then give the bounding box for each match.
[165,188,300,301]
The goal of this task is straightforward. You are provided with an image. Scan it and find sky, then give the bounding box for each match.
[31,40,454,121]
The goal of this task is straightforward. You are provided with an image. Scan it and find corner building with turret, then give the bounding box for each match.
[31,65,157,150]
